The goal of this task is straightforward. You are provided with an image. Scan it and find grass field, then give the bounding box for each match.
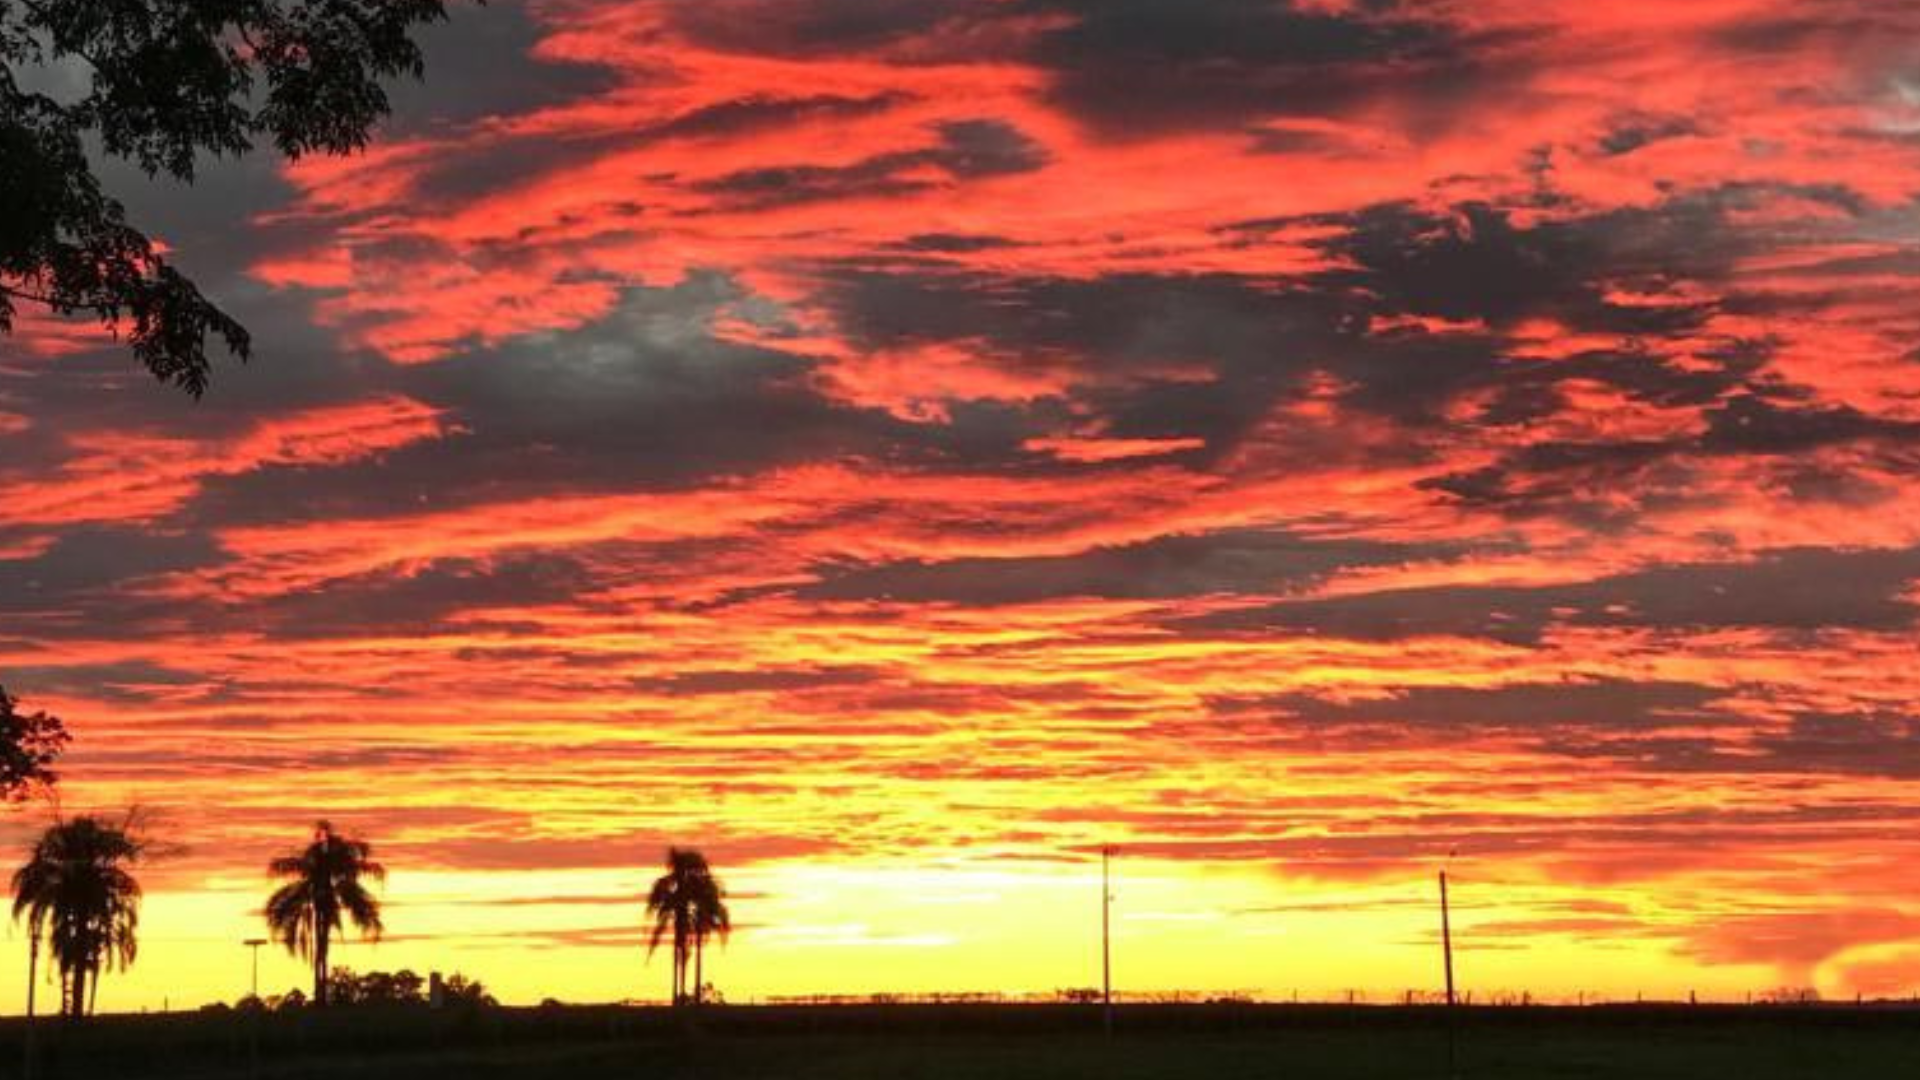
[5,1004,1918,1079]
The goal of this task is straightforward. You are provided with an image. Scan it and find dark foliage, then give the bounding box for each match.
[321,967,496,1008]
[11,813,148,1018]
[328,967,424,1006]
[264,820,385,1007]
[0,0,455,395]
[0,683,68,800]
[646,847,730,1006]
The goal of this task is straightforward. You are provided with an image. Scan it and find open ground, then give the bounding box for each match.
[6,1004,1919,1079]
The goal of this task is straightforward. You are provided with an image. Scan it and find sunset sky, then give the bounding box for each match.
[5,0,1920,1013]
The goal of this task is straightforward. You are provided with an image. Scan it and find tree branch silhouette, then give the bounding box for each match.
[0,0,462,396]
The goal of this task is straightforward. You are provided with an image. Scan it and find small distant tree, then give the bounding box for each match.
[0,0,461,395]
[264,821,385,1007]
[441,973,496,1007]
[0,685,69,800]
[327,966,423,1006]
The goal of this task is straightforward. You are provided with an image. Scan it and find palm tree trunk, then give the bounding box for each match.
[87,964,99,1016]
[315,919,330,1007]
[24,927,37,1080]
[673,913,687,1005]
[67,964,86,1021]
[694,932,704,1006]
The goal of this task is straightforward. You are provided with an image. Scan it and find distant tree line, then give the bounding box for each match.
[233,967,495,1010]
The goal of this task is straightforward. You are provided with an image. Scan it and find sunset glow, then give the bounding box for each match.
[5,0,1920,1014]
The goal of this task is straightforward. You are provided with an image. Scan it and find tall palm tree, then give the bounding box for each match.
[645,848,729,1005]
[11,816,145,1018]
[264,821,385,1006]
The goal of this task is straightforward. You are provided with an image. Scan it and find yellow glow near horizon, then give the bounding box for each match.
[0,858,1800,1015]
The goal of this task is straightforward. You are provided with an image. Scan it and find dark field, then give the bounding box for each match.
[7,1004,1919,1079]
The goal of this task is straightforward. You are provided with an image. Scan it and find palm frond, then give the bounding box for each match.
[262,823,384,962]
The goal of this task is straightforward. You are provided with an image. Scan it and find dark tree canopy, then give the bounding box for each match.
[0,684,68,800]
[320,966,495,1008]
[0,0,454,395]
[12,814,147,1017]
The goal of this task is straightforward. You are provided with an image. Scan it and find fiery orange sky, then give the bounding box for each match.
[5,0,1920,1012]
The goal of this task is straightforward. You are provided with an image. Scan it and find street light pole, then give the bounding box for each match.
[1440,870,1455,1008]
[1440,852,1459,1080]
[244,939,267,1000]
[1102,845,1115,1039]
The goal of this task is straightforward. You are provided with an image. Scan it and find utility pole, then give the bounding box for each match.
[244,939,267,1000]
[1439,870,1455,1007]
[1102,845,1116,1039]
[1440,856,1459,1080]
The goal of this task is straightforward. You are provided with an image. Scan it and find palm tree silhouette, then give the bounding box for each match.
[264,821,385,1006]
[11,816,146,1018]
[645,848,730,1005]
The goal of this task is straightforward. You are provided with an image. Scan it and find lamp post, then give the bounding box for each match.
[1439,869,1455,1008]
[1101,845,1116,1039]
[244,939,267,1000]
[1440,850,1459,1080]
[242,937,269,1079]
